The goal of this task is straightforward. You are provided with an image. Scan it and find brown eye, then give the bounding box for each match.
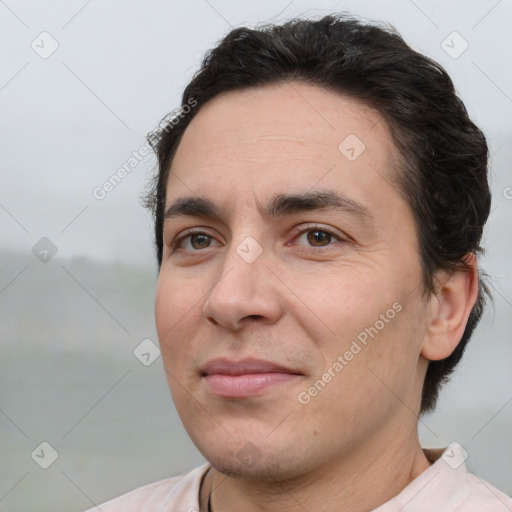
[189,233,212,250]
[306,230,332,246]
[292,226,344,250]
[175,231,220,251]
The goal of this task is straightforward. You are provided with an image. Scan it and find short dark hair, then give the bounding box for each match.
[145,14,491,414]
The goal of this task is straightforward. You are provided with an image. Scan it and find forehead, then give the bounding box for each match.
[168,82,400,211]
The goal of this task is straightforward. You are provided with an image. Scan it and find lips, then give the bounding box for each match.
[201,358,302,398]
[201,358,297,376]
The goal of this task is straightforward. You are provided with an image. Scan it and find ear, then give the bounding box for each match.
[421,253,479,361]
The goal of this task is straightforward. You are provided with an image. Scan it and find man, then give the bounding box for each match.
[87,14,512,511]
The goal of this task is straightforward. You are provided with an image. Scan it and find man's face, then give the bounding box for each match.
[155,83,431,480]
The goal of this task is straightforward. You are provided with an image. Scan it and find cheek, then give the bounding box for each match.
[301,272,422,387]
[302,273,398,345]
[155,273,201,362]
[155,275,203,412]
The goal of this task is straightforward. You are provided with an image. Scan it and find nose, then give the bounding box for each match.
[202,240,283,331]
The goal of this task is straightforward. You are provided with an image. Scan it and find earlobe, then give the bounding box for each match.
[421,254,479,361]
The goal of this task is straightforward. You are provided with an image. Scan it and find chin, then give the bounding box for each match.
[197,436,312,482]
[209,454,292,482]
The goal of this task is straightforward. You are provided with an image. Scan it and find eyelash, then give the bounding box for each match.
[172,225,344,252]
[291,224,345,250]
[172,228,218,251]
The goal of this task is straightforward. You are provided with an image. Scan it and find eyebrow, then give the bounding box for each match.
[163,190,374,226]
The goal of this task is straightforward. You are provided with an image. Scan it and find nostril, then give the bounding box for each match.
[206,316,219,326]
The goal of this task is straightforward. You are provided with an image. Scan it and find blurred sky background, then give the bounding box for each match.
[1,1,511,511]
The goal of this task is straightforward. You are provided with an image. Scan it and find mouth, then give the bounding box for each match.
[200,358,303,398]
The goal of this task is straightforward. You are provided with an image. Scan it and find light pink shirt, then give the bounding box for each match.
[85,444,512,511]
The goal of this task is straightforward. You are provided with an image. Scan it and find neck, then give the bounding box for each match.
[201,426,431,512]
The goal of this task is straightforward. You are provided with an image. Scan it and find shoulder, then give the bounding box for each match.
[84,476,182,511]
[377,445,512,511]
[83,464,210,512]
[425,445,512,510]
[453,471,512,511]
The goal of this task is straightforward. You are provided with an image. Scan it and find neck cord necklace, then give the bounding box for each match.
[207,468,213,512]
